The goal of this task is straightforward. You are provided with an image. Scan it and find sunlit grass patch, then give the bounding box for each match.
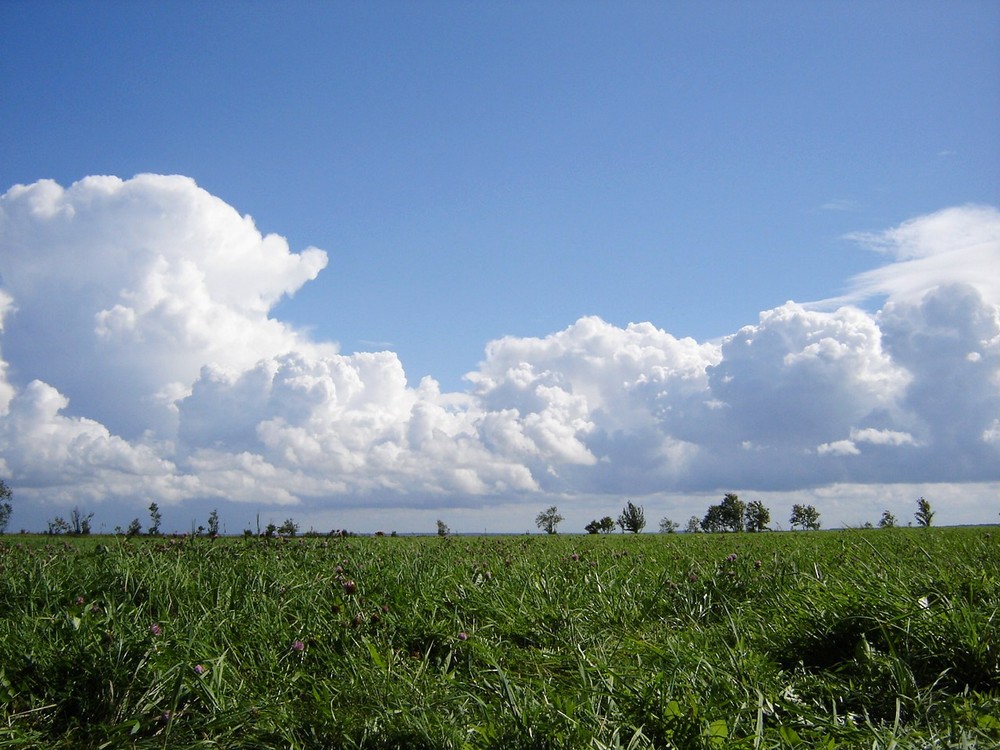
[0,527,997,748]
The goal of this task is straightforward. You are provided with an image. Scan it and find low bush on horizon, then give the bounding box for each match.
[0,527,997,748]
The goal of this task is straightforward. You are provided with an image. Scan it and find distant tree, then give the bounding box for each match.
[536,506,564,535]
[126,518,143,537]
[584,516,616,534]
[0,480,12,534]
[915,497,934,528]
[278,518,299,537]
[790,504,821,531]
[720,493,746,532]
[744,500,771,532]
[47,517,70,535]
[207,509,220,537]
[618,502,646,533]
[685,516,701,533]
[878,510,897,528]
[701,504,726,533]
[436,519,450,537]
[69,507,94,535]
[148,502,162,536]
[701,493,746,532]
[264,522,277,538]
[658,517,679,533]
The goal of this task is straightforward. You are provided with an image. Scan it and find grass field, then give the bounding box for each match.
[0,527,998,749]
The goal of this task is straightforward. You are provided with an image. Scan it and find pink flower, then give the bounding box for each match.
[149,623,163,637]
[457,631,468,641]
[291,639,305,652]
[193,664,206,676]
[343,580,357,595]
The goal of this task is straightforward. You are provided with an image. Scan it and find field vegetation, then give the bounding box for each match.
[0,526,997,748]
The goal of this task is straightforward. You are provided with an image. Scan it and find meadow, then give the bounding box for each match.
[0,527,997,749]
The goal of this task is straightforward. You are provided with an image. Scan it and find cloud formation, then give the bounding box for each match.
[1,177,998,528]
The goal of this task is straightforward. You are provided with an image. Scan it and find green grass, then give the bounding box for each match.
[0,527,998,748]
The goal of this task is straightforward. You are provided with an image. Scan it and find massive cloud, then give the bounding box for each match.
[1,178,998,528]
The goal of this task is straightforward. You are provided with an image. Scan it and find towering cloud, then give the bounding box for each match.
[1,177,997,527]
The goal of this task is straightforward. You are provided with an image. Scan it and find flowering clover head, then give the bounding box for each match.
[193,664,206,676]
[343,579,357,595]
[457,631,469,641]
[291,639,306,652]
[149,623,163,637]
[725,553,737,563]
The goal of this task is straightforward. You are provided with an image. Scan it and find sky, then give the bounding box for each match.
[1,1,998,535]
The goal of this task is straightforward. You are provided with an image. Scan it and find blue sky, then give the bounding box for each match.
[1,1,998,534]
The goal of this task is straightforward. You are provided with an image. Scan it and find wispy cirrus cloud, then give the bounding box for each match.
[819,204,1000,309]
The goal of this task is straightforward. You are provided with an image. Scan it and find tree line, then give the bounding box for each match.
[538,494,939,535]
[0,479,944,538]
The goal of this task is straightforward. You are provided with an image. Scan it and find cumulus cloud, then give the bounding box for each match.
[1,176,998,529]
[0,174,331,439]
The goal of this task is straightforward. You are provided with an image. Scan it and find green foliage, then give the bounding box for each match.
[618,501,646,533]
[207,509,220,537]
[0,479,12,534]
[702,493,745,532]
[790,503,821,530]
[915,496,935,528]
[436,519,450,537]
[147,502,162,536]
[879,509,897,528]
[69,507,93,536]
[584,516,617,534]
[535,505,563,534]
[744,500,770,532]
[0,528,997,748]
[658,517,678,533]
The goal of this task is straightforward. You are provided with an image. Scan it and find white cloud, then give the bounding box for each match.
[0,174,331,439]
[836,204,1000,307]
[817,440,860,456]
[1,177,998,531]
[851,427,916,446]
